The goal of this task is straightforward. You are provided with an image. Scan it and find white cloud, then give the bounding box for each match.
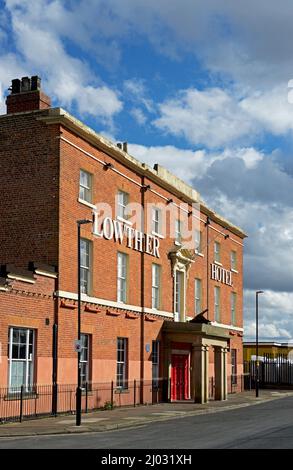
[1,0,123,124]
[153,88,252,148]
[130,108,147,125]
[124,79,154,113]
[153,86,293,148]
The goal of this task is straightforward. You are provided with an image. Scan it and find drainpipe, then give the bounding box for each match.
[140,175,146,404]
[206,217,210,319]
[52,274,59,415]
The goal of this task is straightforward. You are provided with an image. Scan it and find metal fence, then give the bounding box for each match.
[0,379,168,424]
[244,358,293,388]
[0,375,249,424]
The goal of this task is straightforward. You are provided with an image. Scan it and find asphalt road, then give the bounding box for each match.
[1,396,293,449]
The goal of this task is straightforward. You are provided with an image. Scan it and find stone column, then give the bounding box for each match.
[215,346,228,401]
[192,344,209,403]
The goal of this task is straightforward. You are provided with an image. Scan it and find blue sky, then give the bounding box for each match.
[1,0,293,340]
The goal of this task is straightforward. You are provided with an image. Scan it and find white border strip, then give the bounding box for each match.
[55,290,173,318]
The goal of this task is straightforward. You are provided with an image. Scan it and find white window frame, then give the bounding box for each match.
[80,333,90,389]
[214,286,220,322]
[175,219,182,245]
[117,252,128,303]
[79,169,92,204]
[152,340,160,387]
[117,190,129,221]
[116,337,128,389]
[8,327,35,392]
[152,207,162,236]
[195,278,202,315]
[214,241,221,263]
[194,230,203,255]
[175,270,185,321]
[231,349,237,384]
[231,250,237,271]
[231,292,237,325]
[80,238,92,295]
[152,264,161,309]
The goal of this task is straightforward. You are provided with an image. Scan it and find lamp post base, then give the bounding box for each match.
[76,386,82,426]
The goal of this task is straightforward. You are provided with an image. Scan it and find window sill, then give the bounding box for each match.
[114,388,130,394]
[116,216,133,226]
[231,269,238,274]
[174,240,182,247]
[214,261,222,266]
[151,231,164,239]
[195,251,204,257]
[4,392,38,401]
[78,198,96,209]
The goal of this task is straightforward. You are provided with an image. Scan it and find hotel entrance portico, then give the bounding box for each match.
[163,322,230,403]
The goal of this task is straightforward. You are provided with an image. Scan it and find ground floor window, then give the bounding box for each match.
[117,337,128,388]
[8,327,35,392]
[152,341,160,387]
[231,349,237,385]
[80,333,91,389]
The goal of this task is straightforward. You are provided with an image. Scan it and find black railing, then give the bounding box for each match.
[0,379,168,424]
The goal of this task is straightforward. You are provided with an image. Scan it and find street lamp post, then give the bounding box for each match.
[255,290,264,398]
[76,219,93,426]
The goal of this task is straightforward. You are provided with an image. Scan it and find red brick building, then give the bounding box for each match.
[0,76,246,408]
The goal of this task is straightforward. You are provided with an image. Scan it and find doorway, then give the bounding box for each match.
[171,354,189,400]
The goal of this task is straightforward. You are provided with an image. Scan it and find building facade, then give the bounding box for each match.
[244,342,293,361]
[0,76,246,406]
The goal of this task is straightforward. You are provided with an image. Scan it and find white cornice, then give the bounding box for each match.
[55,290,173,319]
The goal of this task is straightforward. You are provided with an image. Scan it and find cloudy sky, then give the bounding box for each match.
[1,0,293,340]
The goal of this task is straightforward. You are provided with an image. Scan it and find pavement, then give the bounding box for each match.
[0,389,293,438]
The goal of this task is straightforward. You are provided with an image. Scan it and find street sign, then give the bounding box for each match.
[74,340,82,352]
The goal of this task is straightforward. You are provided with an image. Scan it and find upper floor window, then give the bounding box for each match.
[231,292,237,325]
[214,241,221,263]
[214,286,221,322]
[79,170,92,204]
[152,263,161,309]
[152,207,162,235]
[175,219,182,244]
[80,239,92,295]
[175,270,184,321]
[117,190,129,221]
[195,278,202,314]
[194,230,202,254]
[117,252,128,303]
[231,250,237,271]
[8,327,35,392]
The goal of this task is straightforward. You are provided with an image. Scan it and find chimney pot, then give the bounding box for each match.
[123,142,128,152]
[6,75,51,114]
[11,79,21,94]
[21,76,31,92]
[31,75,41,91]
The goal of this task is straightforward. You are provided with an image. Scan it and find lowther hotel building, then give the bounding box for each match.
[0,77,246,414]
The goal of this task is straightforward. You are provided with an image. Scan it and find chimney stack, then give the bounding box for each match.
[6,75,51,114]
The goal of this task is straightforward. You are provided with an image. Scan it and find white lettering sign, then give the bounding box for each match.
[93,217,160,258]
[211,263,233,286]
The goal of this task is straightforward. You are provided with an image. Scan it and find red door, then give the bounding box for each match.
[171,354,189,400]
